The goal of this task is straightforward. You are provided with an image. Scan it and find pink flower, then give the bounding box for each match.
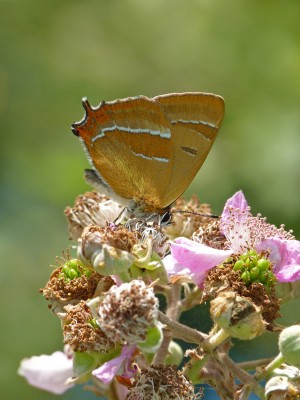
[257,238,300,282]
[92,344,137,384]
[18,350,74,394]
[221,191,300,283]
[163,191,300,285]
[163,237,232,287]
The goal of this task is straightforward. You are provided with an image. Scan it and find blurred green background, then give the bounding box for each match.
[1,1,300,399]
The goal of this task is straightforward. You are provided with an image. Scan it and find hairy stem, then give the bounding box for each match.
[237,357,274,371]
[157,310,208,344]
[153,283,181,365]
[220,354,265,399]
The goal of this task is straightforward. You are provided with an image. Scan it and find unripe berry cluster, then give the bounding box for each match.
[60,258,92,281]
[233,250,275,286]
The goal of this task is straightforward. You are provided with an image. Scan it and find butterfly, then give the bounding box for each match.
[71,92,224,220]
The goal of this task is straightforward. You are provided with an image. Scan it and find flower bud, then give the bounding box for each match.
[279,325,300,368]
[210,290,265,340]
[265,365,300,399]
[164,340,184,366]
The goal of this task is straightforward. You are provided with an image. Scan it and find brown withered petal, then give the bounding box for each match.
[163,196,213,239]
[41,267,114,314]
[63,301,113,352]
[203,264,281,325]
[126,365,200,400]
[193,219,227,250]
[81,224,139,257]
[64,191,122,240]
[96,280,158,343]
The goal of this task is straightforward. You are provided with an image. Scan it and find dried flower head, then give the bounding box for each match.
[89,280,158,344]
[64,191,122,240]
[164,196,212,239]
[126,219,170,258]
[193,219,226,250]
[41,258,114,314]
[79,224,139,276]
[203,262,281,325]
[62,301,113,352]
[81,224,139,255]
[126,365,200,400]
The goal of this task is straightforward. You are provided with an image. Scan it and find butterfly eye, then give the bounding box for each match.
[160,211,172,226]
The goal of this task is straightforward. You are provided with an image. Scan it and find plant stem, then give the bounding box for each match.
[220,354,265,399]
[157,310,208,344]
[255,352,285,381]
[153,283,181,365]
[202,328,230,352]
[237,357,274,371]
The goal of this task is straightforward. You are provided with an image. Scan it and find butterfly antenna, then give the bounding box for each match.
[171,210,220,219]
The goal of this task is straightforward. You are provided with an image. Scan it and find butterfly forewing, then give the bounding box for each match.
[73,97,174,211]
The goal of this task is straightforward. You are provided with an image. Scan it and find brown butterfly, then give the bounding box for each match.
[72,92,224,219]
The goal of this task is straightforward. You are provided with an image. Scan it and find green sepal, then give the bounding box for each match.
[138,321,163,353]
[73,345,122,381]
[93,245,135,277]
[164,340,184,366]
[132,251,162,270]
[73,351,101,382]
[130,258,169,285]
[184,355,210,384]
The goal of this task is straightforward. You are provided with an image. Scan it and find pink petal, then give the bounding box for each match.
[220,191,251,251]
[18,351,74,394]
[224,190,248,212]
[92,357,121,384]
[169,237,233,286]
[92,345,136,384]
[162,254,192,276]
[257,238,300,282]
[276,264,300,282]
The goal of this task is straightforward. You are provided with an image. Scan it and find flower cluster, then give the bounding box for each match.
[19,190,300,399]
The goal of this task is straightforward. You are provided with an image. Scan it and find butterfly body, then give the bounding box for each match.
[72,92,224,218]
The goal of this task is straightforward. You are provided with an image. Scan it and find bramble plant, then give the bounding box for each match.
[18,190,300,399]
